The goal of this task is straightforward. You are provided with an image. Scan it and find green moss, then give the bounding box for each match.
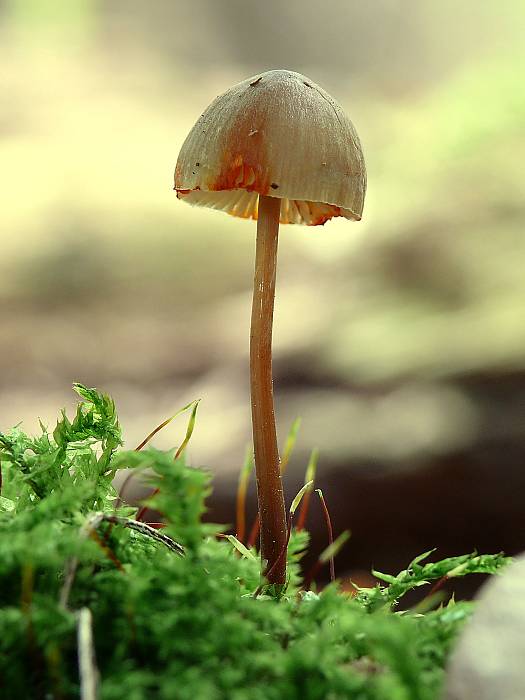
[0,385,510,699]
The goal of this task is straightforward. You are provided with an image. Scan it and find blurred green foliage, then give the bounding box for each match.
[0,2,524,468]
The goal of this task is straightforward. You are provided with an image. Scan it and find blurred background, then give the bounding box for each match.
[1,0,524,591]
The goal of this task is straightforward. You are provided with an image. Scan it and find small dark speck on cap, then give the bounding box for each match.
[303,81,313,87]
[271,183,279,189]
[250,76,262,86]
[196,162,200,166]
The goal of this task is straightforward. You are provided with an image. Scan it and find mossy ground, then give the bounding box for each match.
[0,385,509,699]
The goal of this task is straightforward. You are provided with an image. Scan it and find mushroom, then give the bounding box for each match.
[174,69,366,586]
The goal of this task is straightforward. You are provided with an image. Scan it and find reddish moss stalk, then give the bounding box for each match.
[250,194,287,585]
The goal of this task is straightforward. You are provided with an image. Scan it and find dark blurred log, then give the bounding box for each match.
[210,370,525,599]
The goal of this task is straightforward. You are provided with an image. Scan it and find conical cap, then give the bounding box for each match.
[175,69,366,226]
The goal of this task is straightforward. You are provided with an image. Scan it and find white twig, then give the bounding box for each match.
[77,607,99,700]
[60,512,184,609]
[59,514,106,610]
[103,514,185,556]
[60,556,79,609]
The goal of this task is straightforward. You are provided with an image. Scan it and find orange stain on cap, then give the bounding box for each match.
[206,95,272,196]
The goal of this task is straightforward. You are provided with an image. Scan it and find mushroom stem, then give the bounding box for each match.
[250,194,287,585]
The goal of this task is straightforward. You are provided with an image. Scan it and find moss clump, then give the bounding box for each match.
[0,385,509,699]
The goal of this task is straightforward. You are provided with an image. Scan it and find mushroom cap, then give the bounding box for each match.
[174,70,366,226]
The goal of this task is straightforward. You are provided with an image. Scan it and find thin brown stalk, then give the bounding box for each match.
[135,400,199,522]
[236,447,254,543]
[109,410,183,536]
[246,418,300,548]
[316,489,335,582]
[296,449,318,531]
[250,194,287,585]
